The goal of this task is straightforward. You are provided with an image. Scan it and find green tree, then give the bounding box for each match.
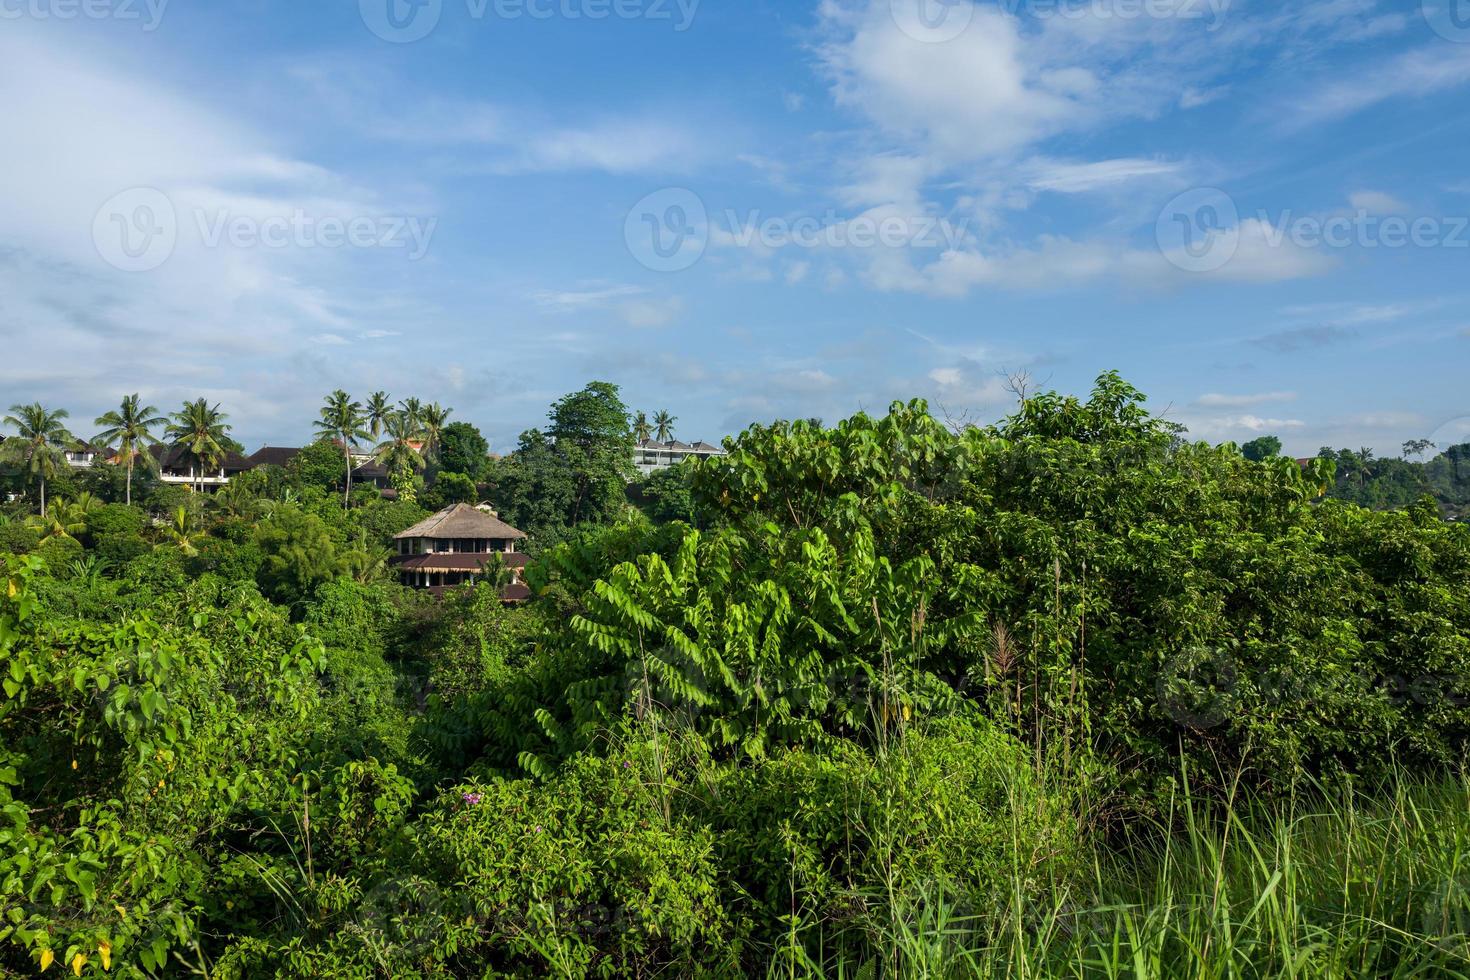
[420,403,453,461]
[633,411,653,443]
[159,505,206,557]
[374,413,426,502]
[438,421,489,480]
[2,402,76,517]
[286,439,347,494]
[25,493,102,542]
[366,391,393,441]
[1240,435,1283,462]
[166,399,232,492]
[314,390,371,507]
[255,503,344,606]
[430,471,478,507]
[93,394,166,506]
[653,409,677,442]
[638,462,698,525]
[398,397,424,433]
[493,382,635,544]
[1403,438,1435,460]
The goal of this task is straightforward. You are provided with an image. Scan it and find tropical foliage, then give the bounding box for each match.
[1,374,1468,977]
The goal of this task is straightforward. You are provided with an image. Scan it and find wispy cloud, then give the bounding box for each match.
[1197,391,1298,407]
[1287,44,1470,127]
[1026,157,1186,194]
[1251,325,1357,353]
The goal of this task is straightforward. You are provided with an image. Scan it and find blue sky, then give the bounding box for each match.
[2,0,1468,455]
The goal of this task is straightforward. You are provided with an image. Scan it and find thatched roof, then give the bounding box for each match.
[394,503,527,541]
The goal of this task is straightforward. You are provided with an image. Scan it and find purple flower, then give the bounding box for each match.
[462,792,482,806]
[534,825,543,833]
[622,761,632,769]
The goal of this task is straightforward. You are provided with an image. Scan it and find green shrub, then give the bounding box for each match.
[93,531,149,566]
[411,751,736,975]
[35,534,83,569]
[82,502,145,542]
[316,758,416,869]
[0,519,40,554]
[697,717,1079,955]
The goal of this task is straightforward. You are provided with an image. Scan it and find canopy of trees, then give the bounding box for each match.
[1,373,1468,976]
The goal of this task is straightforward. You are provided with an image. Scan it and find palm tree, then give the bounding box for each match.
[314,390,371,507]
[420,402,452,460]
[653,410,677,443]
[26,495,97,541]
[166,399,232,493]
[2,403,76,517]
[374,413,426,498]
[160,506,205,557]
[213,479,260,520]
[398,397,424,435]
[94,394,166,506]
[633,411,653,443]
[340,529,393,584]
[1356,446,1377,489]
[366,391,393,441]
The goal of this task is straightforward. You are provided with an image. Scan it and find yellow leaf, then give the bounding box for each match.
[71,760,78,771]
[113,905,127,919]
[7,578,15,598]
[98,942,111,971]
[71,953,86,977]
[40,949,54,972]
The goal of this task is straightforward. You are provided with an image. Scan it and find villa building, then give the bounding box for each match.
[64,444,112,468]
[147,444,254,489]
[633,438,725,476]
[392,503,531,600]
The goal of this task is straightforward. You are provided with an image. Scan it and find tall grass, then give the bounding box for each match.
[777,770,1470,979]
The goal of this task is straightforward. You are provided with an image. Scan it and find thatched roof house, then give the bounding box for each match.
[392,504,530,599]
[393,503,527,544]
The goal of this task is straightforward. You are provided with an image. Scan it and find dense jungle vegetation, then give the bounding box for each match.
[2,373,1469,977]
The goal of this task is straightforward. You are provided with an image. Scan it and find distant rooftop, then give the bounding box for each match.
[394,502,527,541]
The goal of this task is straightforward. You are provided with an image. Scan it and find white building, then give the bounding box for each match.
[633,438,725,476]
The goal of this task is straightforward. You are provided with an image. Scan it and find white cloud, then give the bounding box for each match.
[1347,190,1408,213]
[1278,301,1435,326]
[854,216,1332,297]
[1289,44,1470,127]
[1180,85,1228,109]
[1197,391,1298,408]
[818,4,1098,164]
[1185,414,1307,439]
[532,284,647,313]
[1026,157,1186,194]
[620,296,685,329]
[929,367,963,387]
[531,283,682,328]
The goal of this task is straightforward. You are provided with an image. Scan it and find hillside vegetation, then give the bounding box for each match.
[3,374,1469,977]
